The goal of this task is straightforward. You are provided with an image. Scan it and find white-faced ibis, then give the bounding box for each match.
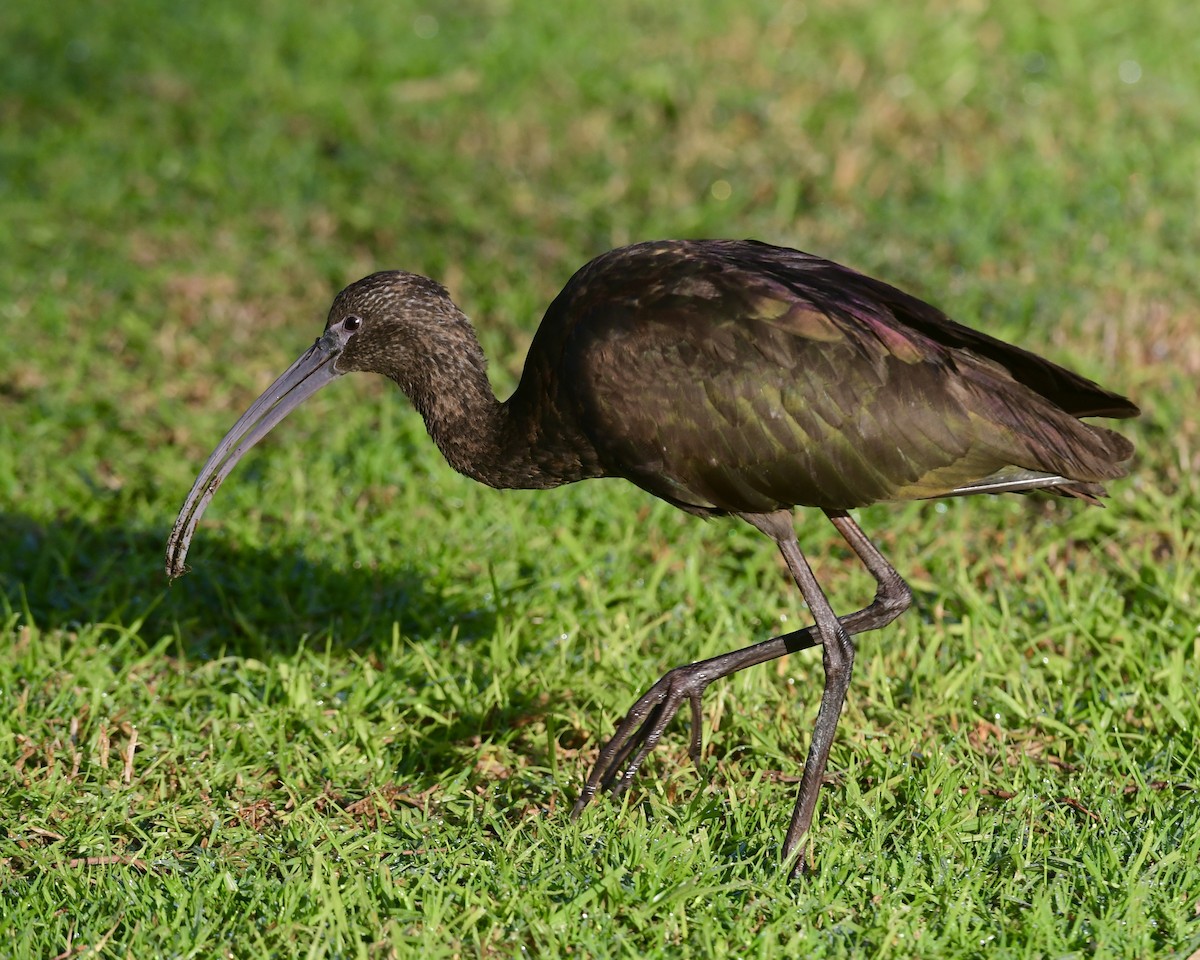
[166,239,1137,874]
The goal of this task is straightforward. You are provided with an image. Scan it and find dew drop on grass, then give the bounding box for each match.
[1119,60,1142,84]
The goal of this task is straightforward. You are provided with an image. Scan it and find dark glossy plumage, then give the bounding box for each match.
[167,239,1137,875]
[525,240,1134,509]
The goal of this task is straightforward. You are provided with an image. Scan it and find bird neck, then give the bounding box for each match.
[395,320,602,491]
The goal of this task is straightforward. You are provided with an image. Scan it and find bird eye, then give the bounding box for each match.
[344,314,363,332]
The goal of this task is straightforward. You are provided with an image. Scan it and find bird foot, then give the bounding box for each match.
[784,838,814,879]
[571,660,716,818]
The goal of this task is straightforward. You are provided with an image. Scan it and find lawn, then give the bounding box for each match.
[2,0,1198,956]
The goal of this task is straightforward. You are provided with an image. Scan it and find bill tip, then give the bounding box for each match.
[164,547,190,580]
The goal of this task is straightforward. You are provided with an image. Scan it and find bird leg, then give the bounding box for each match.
[572,509,912,875]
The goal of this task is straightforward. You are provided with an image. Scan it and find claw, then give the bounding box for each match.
[573,662,716,816]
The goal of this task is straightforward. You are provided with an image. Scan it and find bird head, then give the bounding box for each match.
[325,271,462,378]
[164,270,464,578]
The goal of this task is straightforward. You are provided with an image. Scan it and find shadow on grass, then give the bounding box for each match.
[0,511,496,660]
[0,511,576,800]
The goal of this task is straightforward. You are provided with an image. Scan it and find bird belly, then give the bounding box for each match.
[613,445,897,515]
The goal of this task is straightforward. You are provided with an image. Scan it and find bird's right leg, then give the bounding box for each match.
[571,509,911,819]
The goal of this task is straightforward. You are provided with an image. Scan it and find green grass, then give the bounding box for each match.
[3,0,1199,956]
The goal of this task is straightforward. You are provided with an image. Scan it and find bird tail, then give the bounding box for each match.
[943,471,1111,504]
[946,358,1135,502]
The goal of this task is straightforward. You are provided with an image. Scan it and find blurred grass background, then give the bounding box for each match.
[2,1,1198,957]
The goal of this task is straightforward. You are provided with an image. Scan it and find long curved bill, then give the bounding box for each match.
[165,331,345,578]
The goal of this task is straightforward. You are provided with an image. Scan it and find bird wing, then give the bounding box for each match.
[747,242,1140,421]
[556,242,1132,514]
